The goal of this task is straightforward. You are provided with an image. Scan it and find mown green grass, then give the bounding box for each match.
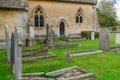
[22,36,120,80]
[0,50,13,80]
[1,35,120,80]
[22,40,41,51]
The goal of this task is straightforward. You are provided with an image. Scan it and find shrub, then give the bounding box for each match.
[95,32,99,39]
[81,31,99,39]
[112,26,117,31]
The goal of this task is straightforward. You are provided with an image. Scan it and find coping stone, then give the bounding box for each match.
[46,66,79,77]
[68,50,102,57]
[22,72,45,77]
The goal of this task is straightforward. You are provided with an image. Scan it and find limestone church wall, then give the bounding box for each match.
[0,9,28,40]
[28,0,99,38]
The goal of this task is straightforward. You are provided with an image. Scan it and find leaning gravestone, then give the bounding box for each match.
[116,33,120,44]
[5,24,10,62]
[99,27,110,50]
[48,26,55,48]
[14,27,22,80]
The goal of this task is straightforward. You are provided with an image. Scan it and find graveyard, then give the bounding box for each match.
[1,33,120,80]
[0,0,119,80]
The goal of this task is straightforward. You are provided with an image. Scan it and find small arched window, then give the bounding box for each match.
[34,7,44,27]
[76,8,83,23]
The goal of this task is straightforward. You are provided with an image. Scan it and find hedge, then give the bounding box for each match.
[81,31,99,39]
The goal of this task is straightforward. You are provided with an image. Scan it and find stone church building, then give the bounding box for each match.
[0,0,99,40]
[0,0,28,40]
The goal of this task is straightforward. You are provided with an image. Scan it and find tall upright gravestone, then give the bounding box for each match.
[48,26,55,48]
[29,25,35,39]
[5,24,10,62]
[26,25,36,47]
[14,27,22,80]
[46,24,49,41]
[99,27,110,50]
[10,33,15,71]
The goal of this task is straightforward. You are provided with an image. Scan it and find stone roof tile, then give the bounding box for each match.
[0,0,27,9]
[59,0,97,4]
[0,0,97,9]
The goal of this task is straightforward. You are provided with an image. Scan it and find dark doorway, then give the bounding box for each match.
[59,22,65,38]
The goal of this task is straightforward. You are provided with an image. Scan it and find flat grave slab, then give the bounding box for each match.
[68,38,86,41]
[59,34,86,41]
[22,66,95,80]
[110,46,120,54]
[110,46,120,51]
[55,42,79,48]
[114,50,120,53]
[22,49,56,62]
[22,49,48,56]
[66,49,102,57]
[46,66,95,80]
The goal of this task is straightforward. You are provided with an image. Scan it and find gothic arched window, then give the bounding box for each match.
[34,7,44,27]
[76,8,83,23]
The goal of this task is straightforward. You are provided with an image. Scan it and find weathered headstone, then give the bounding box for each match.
[42,24,50,46]
[46,24,49,41]
[17,42,22,80]
[10,33,15,71]
[116,33,120,44]
[99,27,110,50]
[25,25,36,47]
[17,27,24,40]
[48,25,50,41]
[48,26,55,48]
[5,24,10,62]
[14,27,22,80]
[16,27,26,46]
[29,26,35,39]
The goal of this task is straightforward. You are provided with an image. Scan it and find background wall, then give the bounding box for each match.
[28,0,98,37]
[0,10,28,39]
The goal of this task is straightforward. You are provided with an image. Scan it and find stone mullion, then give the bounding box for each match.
[78,16,80,23]
[38,15,40,27]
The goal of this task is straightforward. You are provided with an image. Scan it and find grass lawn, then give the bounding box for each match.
[1,35,120,80]
[0,49,13,80]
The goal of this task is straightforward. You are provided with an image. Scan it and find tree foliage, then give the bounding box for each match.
[97,1,117,27]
